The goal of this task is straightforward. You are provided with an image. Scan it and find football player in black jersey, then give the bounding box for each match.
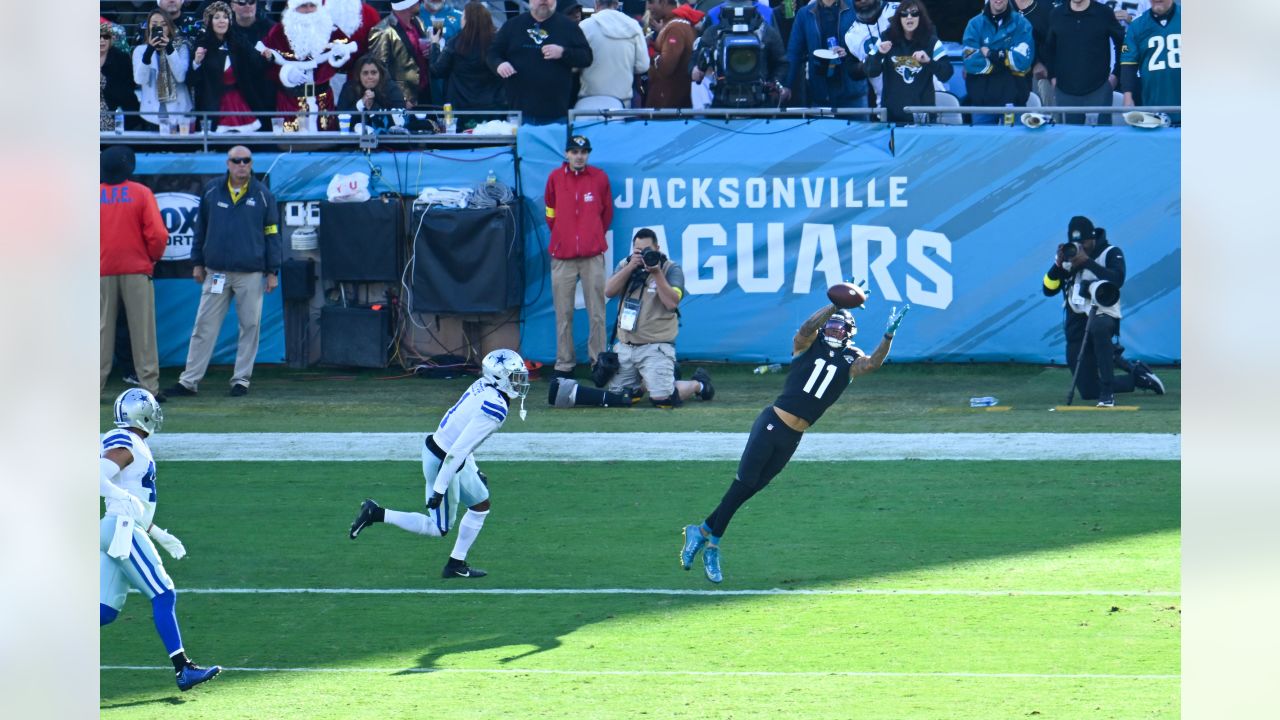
[678,301,910,583]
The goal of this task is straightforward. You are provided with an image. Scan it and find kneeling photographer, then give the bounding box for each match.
[691,0,790,109]
[1042,216,1165,407]
[598,229,714,407]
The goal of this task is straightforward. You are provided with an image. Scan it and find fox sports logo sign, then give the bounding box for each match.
[156,192,200,261]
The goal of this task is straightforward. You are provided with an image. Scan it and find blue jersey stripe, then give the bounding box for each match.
[482,400,507,414]
[481,406,505,422]
[103,432,133,445]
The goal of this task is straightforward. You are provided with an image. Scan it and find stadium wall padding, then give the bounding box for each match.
[133,121,1180,367]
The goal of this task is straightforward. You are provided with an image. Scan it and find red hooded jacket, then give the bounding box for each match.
[544,163,613,260]
[100,181,167,277]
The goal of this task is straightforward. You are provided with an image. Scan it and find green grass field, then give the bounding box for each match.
[101,459,1179,718]
[101,362,1180,434]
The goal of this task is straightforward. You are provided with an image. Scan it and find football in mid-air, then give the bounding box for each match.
[827,282,867,309]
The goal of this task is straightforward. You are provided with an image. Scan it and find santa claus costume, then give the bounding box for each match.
[259,0,355,131]
[326,0,380,65]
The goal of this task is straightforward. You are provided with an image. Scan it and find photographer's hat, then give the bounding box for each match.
[1068,215,1095,242]
[566,135,592,152]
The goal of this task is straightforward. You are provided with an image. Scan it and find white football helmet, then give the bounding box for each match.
[113,388,164,435]
[482,349,530,401]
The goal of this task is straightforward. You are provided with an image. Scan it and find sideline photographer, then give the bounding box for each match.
[691,0,790,109]
[1042,215,1164,407]
[601,229,714,407]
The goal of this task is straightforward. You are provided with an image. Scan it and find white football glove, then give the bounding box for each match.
[148,525,187,560]
[105,493,146,522]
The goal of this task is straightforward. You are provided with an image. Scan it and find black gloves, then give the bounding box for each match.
[427,492,443,510]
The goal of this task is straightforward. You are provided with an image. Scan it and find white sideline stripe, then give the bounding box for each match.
[150,432,1181,462]
[100,665,1179,680]
[167,587,1180,598]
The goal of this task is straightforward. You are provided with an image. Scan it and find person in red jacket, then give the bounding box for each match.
[101,146,169,402]
[544,134,613,379]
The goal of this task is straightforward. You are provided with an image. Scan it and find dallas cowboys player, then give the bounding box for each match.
[678,300,910,583]
[100,388,221,691]
[846,0,900,107]
[349,349,531,578]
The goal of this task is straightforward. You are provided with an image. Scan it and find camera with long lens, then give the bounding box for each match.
[641,248,663,267]
[1058,241,1079,264]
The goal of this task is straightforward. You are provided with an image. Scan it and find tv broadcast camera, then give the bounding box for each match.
[696,0,778,108]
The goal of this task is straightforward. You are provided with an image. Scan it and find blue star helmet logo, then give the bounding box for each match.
[494,352,508,365]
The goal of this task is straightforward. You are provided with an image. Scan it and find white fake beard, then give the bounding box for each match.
[283,6,335,60]
[326,0,362,37]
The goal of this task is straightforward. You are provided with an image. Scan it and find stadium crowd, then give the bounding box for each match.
[99,0,1181,131]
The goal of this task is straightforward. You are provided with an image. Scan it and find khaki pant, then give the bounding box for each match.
[178,270,265,390]
[100,274,160,395]
[551,256,606,372]
[607,341,677,398]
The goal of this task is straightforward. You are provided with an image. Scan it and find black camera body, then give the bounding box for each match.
[641,248,663,268]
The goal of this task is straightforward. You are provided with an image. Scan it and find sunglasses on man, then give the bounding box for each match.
[229,157,253,165]
[232,0,257,6]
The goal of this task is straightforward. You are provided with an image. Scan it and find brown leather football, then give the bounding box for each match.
[827,282,867,309]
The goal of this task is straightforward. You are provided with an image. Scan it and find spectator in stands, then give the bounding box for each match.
[785,0,866,110]
[168,147,281,399]
[603,229,715,407]
[545,135,611,380]
[147,0,204,44]
[865,0,951,124]
[261,0,355,131]
[578,0,649,107]
[430,1,507,116]
[645,0,700,109]
[961,0,1033,124]
[562,1,586,23]
[369,0,435,107]
[422,0,464,42]
[337,56,408,129]
[1120,0,1179,117]
[844,0,894,109]
[1042,0,1124,125]
[488,0,594,124]
[101,147,169,403]
[134,9,195,132]
[328,0,383,62]
[102,21,141,131]
[191,2,262,131]
[226,0,278,125]
[1013,0,1053,106]
[420,0,463,101]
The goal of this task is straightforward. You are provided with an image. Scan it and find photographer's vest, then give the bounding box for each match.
[615,260,685,345]
[1067,245,1122,320]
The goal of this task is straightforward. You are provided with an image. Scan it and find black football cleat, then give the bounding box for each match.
[692,368,715,401]
[442,559,487,579]
[349,499,381,539]
[1133,362,1165,395]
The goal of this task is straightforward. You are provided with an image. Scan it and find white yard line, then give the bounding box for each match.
[99,665,1178,680]
[160,587,1179,597]
[149,432,1180,462]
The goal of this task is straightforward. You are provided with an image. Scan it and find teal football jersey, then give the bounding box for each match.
[1120,3,1181,106]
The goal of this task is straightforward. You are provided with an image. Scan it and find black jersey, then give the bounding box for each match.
[772,338,864,425]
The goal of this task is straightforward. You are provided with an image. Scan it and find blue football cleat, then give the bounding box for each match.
[680,525,707,570]
[703,544,723,584]
[176,662,221,691]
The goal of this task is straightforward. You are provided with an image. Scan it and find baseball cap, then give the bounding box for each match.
[566,135,592,152]
[1068,216,1095,242]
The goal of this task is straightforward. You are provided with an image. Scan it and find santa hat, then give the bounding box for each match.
[288,0,319,9]
[391,0,420,10]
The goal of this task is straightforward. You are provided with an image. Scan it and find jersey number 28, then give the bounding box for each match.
[802,358,841,399]
[1146,34,1181,71]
